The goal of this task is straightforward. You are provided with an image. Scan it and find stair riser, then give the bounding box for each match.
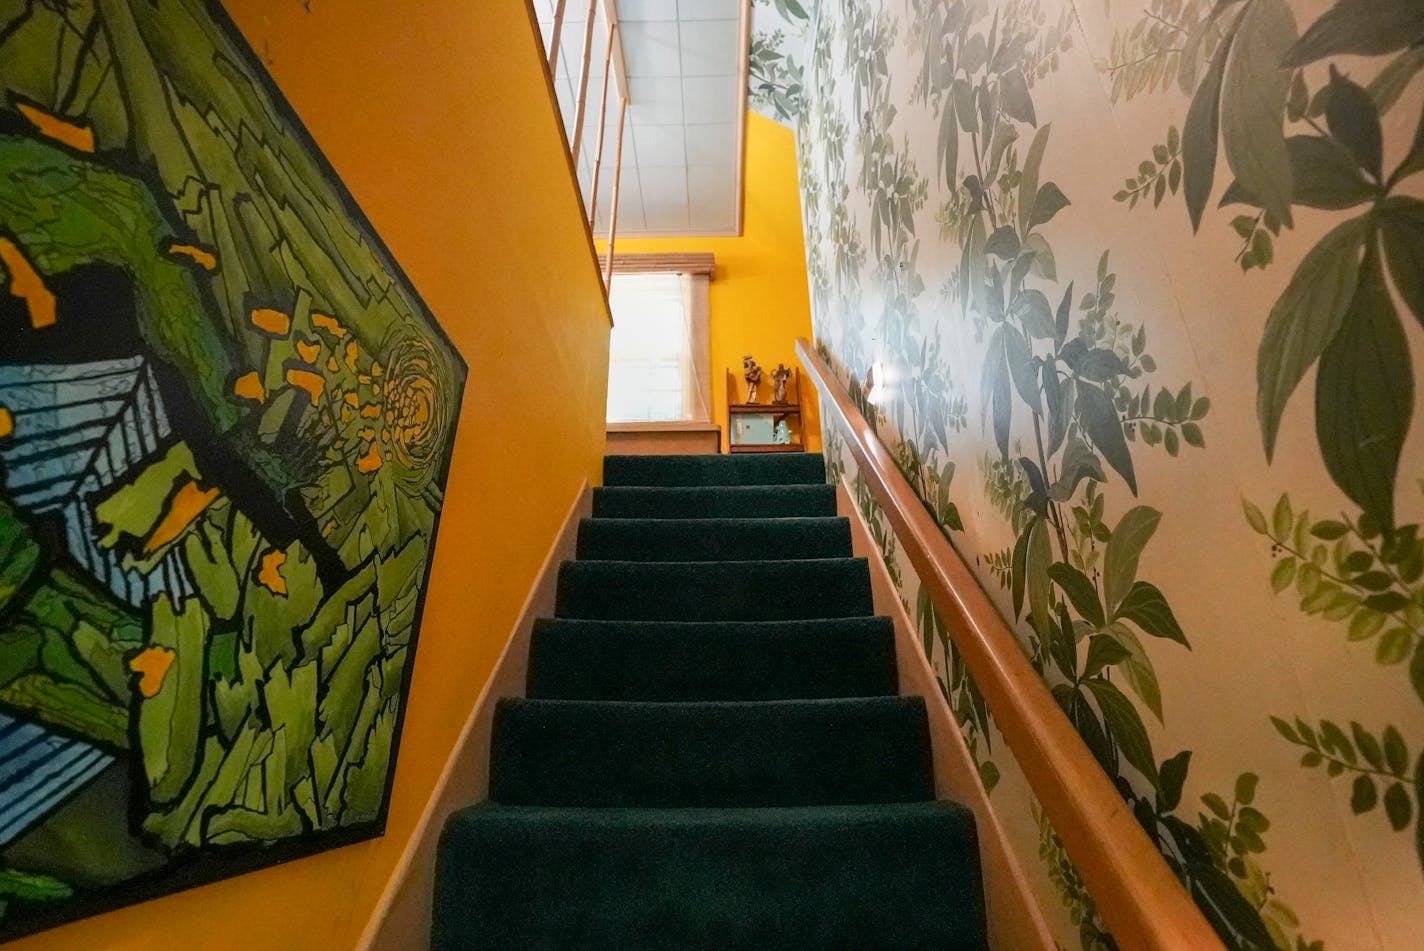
[576,517,852,562]
[592,485,838,519]
[555,559,874,621]
[526,618,898,701]
[603,453,827,487]
[490,697,933,808]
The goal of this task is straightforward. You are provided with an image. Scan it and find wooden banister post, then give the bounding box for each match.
[547,0,568,74]
[569,0,599,160]
[603,96,627,288]
[588,22,616,227]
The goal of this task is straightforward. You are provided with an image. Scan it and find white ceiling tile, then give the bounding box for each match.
[621,20,682,77]
[632,123,687,167]
[618,0,680,21]
[687,162,735,188]
[677,0,743,20]
[687,163,735,215]
[683,122,735,157]
[681,76,739,124]
[641,202,692,233]
[628,76,684,124]
[638,164,689,207]
[678,18,740,76]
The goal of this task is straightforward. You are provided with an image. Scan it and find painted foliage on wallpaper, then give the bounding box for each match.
[750,0,816,125]
[790,0,1424,948]
[0,0,464,937]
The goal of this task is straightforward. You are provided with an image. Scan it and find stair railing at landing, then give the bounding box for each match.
[795,338,1226,951]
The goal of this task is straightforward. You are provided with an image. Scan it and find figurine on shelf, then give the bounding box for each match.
[742,355,762,403]
[771,363,791,403]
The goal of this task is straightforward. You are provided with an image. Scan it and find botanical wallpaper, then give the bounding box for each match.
[787,0,1424,947]
[750,0,816,126]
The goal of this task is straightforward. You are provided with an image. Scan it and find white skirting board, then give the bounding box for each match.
[838,479,1055,951]
[355,481,591,951]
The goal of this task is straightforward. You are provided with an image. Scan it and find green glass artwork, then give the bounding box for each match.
[0,0,465,937]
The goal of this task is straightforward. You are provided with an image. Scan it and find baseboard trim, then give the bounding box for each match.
[838,478,1054,951]
[355,480,592,951]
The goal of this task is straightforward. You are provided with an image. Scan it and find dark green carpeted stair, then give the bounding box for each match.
[435,453,988,950]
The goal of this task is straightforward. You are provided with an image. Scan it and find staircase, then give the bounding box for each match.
[433,454,988,950]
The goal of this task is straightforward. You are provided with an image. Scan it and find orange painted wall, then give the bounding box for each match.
[603,114,820,454]
[8,1,609,949]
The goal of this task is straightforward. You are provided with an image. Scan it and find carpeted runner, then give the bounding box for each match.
[435,453,988,949]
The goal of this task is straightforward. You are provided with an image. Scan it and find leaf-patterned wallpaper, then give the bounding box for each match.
[780,0,1424,947]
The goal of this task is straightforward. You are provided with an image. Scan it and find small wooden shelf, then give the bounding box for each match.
[730,443,803,453]
[726,367,805,453]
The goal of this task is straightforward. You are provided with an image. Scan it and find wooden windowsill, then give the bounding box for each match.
[596,252,716,279]
[607,420,719,433]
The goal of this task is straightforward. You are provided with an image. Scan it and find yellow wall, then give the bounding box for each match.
[9,1,609,949]
[604,114,820,454]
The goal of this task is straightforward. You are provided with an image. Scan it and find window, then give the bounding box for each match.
[604,266,711,424]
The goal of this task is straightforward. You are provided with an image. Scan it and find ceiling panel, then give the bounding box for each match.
[621,20,682,77]
[632,123,687,167]
[642,201,691,234]
[678,18,740,76]
[617,0,677,21]
[688,163,735,212]
[684,122,736,157]
[682,76,739,124]
[677,0,741,19]
[627,75,684,125]
[639,164,689,207]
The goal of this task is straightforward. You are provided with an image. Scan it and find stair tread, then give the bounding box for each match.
[490,696,933,807]
[527,616,897,700]
[435,801,987,951]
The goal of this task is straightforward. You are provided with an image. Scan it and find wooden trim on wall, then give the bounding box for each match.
[596,252,716,279]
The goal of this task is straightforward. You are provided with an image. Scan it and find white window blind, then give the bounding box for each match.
[605,272,710,423]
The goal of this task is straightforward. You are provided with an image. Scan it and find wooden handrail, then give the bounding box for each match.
[795,338,1225,951]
